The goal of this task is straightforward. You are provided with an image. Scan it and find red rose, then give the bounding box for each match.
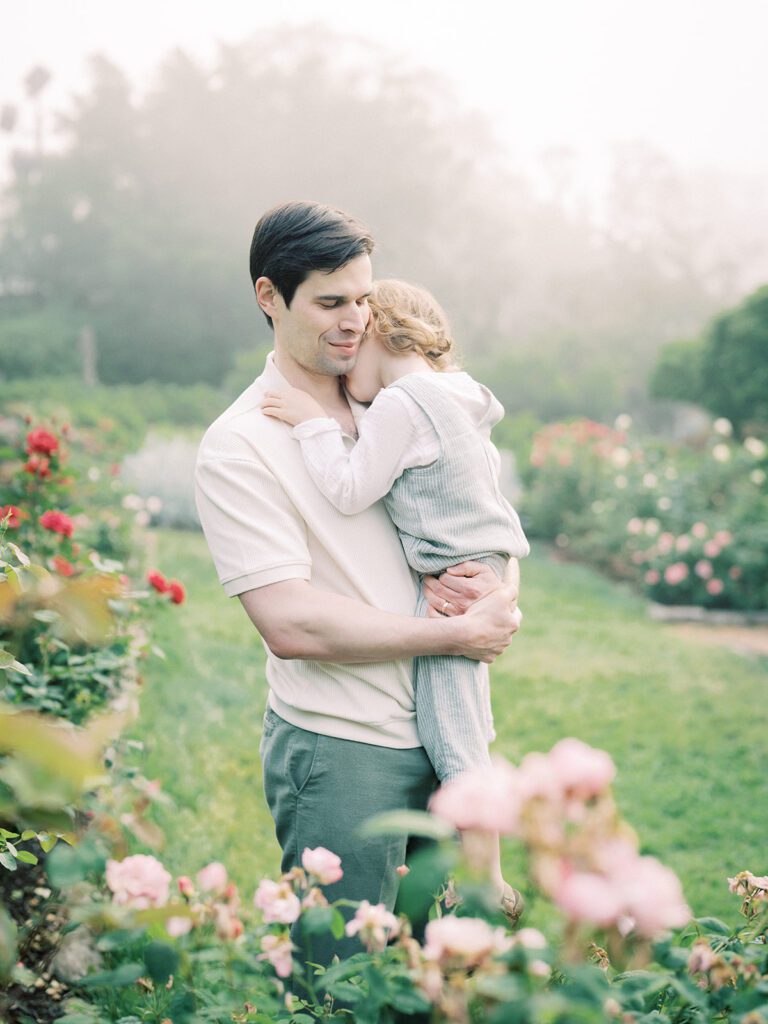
[24,455,52,479]
[0,505,22,528]
[51,555,75,576]
[39,510,75,537]
[147,569,169,593]
[26,428,59,456]
[168,580,186,605]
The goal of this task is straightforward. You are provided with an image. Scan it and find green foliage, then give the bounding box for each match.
[222,346,273,400]
[0,306,81,379]
[490,411,543,470]
[650,284,768,434]
[699,284,768,434]
[1,377,225,455]
[648,337,704,404]
[470,349,623,425]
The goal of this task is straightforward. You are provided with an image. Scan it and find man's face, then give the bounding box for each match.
[269,254,373,378]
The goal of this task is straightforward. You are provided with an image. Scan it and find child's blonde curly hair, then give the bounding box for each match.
[368,279,458,371]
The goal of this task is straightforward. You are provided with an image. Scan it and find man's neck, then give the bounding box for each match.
[274,350,343,403]
[273,349,357,437]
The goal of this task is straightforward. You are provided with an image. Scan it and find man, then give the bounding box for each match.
[194,201,521,963]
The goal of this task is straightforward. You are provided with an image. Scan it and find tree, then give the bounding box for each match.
[699,285,768,433]
[649,338,703,405]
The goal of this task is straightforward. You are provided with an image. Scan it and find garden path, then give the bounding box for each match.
[665,623,768,658]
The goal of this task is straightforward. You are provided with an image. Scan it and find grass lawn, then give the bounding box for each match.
[131,529,767,924]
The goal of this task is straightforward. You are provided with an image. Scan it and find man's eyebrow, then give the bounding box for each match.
[314,290,372,301]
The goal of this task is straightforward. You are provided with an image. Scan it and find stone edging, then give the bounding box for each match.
[648,603,768,626]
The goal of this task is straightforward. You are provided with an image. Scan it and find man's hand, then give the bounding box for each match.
[261,387,327,427]
[449,588,522,663]
[423,561,503,617]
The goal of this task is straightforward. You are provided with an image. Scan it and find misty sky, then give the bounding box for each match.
[4,0,768,187]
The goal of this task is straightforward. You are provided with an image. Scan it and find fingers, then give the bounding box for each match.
[422,575,470,615]
[442,561,487,577]
[261,391,288,421]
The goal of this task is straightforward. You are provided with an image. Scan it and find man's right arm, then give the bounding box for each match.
[239,578,519,664]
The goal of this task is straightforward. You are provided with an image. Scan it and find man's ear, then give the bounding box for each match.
[255,277,281,319]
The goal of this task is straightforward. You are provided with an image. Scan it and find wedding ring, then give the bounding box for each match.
[441,599,449,614]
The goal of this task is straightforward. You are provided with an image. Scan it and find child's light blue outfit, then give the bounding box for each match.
[292,370,529,782]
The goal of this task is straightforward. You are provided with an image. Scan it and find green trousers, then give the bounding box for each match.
[260,707,438,967]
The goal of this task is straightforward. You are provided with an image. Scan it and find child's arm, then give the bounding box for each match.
[262,386,433,514]
[261,387,327,426]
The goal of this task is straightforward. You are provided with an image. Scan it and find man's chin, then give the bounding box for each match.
[316,354,356,377]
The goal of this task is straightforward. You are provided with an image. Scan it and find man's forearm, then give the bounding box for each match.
[239,579,510,664]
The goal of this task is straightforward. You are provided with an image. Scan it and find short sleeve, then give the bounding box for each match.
[195,452,311,597]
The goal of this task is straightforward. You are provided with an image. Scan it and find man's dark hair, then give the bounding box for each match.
[250,200,374,328]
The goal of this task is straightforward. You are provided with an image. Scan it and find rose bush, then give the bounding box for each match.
[0,413,187,1020]
[43,741,767,1024]
[521,416,768,610]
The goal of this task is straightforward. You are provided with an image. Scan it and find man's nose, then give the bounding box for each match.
[339,303,367,334]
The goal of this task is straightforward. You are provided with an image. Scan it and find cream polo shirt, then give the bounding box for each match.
[194,353,421,748]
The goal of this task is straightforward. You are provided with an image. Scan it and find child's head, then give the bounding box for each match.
[367,279,458,372]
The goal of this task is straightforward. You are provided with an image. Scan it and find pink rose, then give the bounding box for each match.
[166,915,193,938]
[429,757,521,834]
[555,871,624,927]
[691,522,708,539]
[714,530,732,546]
[706,578,724,595]
[729,871,768,894]
[105,854,171,910]
[703,540,721,559]
[657,532,675,554]
[664,562,689,585]
[644,569,660,585]
[547,738,616,799]
[259,933,294,978]
[177,875,195,898]
[254,879,301,924]
[728,872,751,895]
[214,904,244,940]
[196,861,228,894]
[675,535,691,553]
[345,900,400,952]
[688,939,718,974]
[516,751,562,802]
[512,927,548,950]
[301,887,328,909]
[694,559,713,579]
[422,916,512,967]
[619,856,690,938]
[301,846,343,885]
